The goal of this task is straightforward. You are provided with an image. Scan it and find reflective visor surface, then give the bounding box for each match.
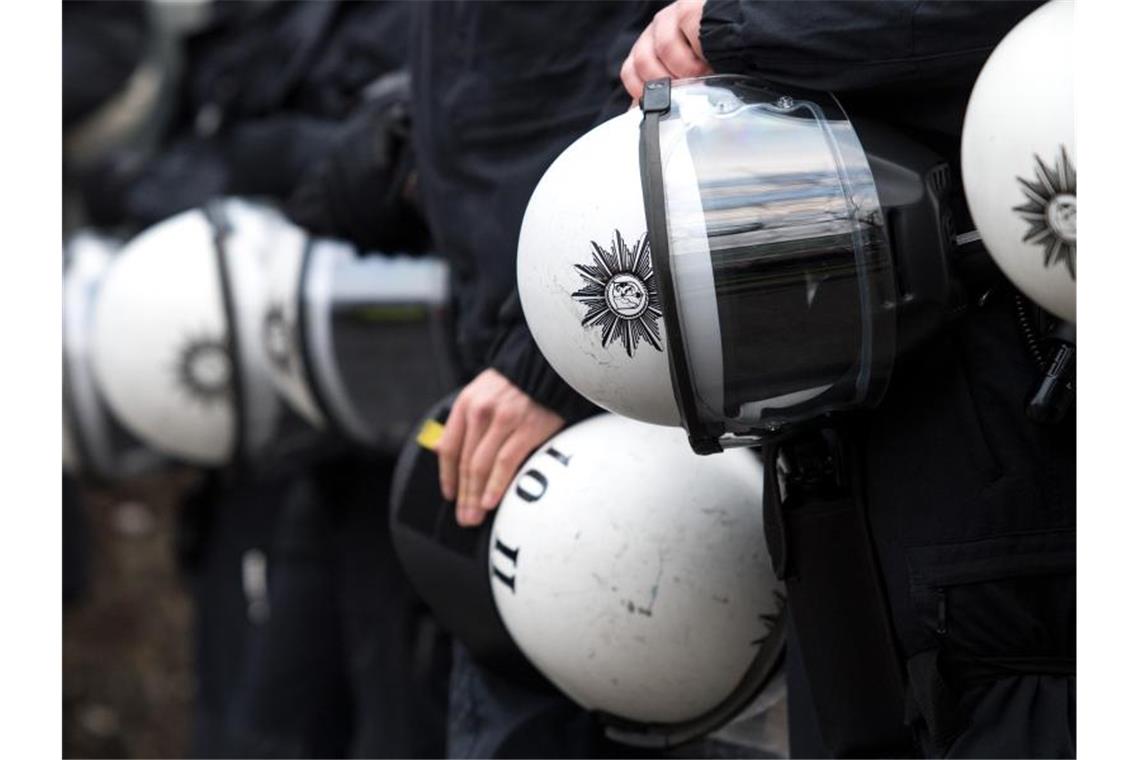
[658,77,895,438]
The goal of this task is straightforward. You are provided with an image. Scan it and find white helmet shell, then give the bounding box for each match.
[962,0,1075,322]
[489,414,783,727]
[518,109,680,427]
[90,199,305,465]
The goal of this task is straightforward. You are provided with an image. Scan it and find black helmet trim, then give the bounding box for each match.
[638,78,722,455]
[292,236,352,442]
[296,243,395,446]
[601,600,787,749]
[203,200,248,466]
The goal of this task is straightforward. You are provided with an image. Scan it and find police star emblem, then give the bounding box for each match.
[571,230,663,357]
[1014,146,1076,279]
[173,334,231,406]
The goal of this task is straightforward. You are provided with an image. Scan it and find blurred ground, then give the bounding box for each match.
[63,470,197,759]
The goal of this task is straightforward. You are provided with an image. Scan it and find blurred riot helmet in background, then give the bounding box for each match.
[89,199,315,467]
[260,227,455,453]
[64,232,167,480]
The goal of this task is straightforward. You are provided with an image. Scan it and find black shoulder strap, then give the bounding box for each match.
[762,428,914,756]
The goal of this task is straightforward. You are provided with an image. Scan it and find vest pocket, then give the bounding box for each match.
[903,529,1075,753]
[906,529,1075,664]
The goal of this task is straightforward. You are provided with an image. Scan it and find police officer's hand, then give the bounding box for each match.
[621,0,711,101]
[437,369,566,527]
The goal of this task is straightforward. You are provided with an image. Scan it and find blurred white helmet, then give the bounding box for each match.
[260,237,456,451]
[259,233,323,427]
[90,199,309,465]
[520,76,965,453]
[64,232,166,479]
[962,0,1075,322]
[489,413,784,746]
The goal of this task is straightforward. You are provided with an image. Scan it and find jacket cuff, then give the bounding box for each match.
[488,324,599,424]
[698,0,746,70]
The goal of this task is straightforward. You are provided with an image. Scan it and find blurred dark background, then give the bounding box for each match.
[62,3,438,757]
[63,472,196,758]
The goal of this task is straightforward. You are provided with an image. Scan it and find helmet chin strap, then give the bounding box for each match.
[638,78,723,455]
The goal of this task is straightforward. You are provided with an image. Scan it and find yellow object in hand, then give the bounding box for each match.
[416,419,445,452]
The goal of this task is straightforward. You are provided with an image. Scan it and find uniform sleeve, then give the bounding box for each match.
[699,1,1041,93]
[486,293,599,424]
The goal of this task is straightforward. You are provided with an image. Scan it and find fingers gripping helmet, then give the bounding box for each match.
[962,0,1075,322]
[261,237,456,452]
[489,414,785,747]
[519,76,962,453]
[90,199,310,466]
[389,394,541,683]
[64,232,166,479]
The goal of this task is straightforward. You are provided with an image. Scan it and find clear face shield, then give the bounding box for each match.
[294,242,457,452]
[640,77,898,453]
[258,216,458,455]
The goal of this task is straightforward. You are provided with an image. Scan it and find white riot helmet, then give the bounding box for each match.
[520,76,966,453]
[260,236,456,452]
[90,198,313,466]
[489,414,785,747]
[962,0,1075,322]
[64,232,166,479]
